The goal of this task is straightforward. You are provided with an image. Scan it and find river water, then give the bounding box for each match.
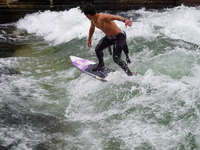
[1,5,200,150]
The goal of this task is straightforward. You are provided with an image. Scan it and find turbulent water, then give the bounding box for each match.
[1,5,200,150]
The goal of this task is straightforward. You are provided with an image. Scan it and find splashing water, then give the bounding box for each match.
[0,6,200,150]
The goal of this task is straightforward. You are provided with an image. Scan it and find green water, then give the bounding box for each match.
[1,6,200,150]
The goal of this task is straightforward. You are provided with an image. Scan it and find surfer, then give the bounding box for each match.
[82,4,133,76]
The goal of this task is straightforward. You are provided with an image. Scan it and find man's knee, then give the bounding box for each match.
[95,46,99,53]
[95,46,104,59]
[113,55,121,65]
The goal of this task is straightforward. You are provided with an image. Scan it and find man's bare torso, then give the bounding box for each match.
[91,13,121,37]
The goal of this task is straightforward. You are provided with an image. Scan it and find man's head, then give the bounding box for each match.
[82,4,96,16]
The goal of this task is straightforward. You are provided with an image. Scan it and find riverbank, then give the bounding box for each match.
[0,0,200,23]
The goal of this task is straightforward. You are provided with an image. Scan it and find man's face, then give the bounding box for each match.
[85,14,91,20]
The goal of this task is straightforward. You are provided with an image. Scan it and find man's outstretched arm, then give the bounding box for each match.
[102,13,133,28]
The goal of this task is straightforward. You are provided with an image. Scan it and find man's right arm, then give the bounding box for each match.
[87,23,95,47]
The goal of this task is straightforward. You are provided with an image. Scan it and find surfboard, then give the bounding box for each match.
[69,55,120,82]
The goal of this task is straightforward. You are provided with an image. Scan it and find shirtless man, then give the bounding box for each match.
[82,4,133,76]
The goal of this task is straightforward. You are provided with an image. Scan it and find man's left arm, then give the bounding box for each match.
[104,14,133,28]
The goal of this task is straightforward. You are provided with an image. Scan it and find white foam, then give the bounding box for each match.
[16,6,200,46]
[16,8,91,45]
[129,6,200,45]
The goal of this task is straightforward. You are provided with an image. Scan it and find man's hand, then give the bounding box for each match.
[125,19,133,28]
[87,40,92,47]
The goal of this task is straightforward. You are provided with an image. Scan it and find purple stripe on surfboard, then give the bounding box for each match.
[82,64,90,71]
[72,57,95,71]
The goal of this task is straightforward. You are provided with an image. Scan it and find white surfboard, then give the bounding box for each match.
[69,55,121,82]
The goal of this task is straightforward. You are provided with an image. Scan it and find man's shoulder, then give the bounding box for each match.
[99,13,111,20]
[99,12,111,16]
[98,13,105,18]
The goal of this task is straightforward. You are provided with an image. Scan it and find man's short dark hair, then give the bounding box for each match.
[82,4,96,16]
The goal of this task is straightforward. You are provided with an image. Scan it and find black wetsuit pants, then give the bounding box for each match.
[95,30,131,75]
